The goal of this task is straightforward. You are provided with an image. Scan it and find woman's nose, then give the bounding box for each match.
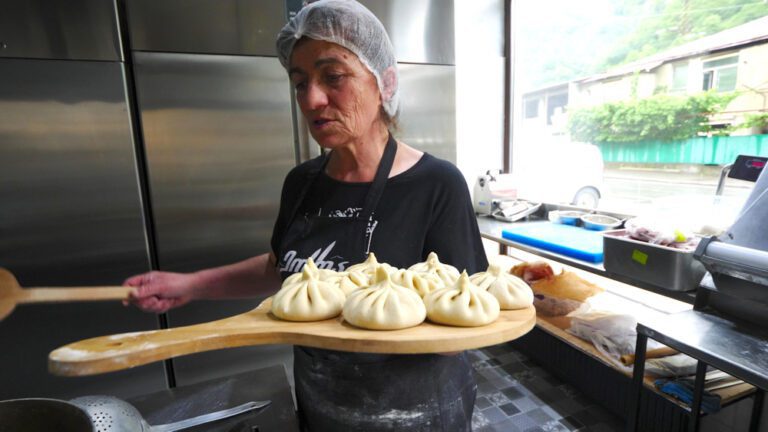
[304,83,329,110]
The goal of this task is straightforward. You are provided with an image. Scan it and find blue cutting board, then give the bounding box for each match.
[501,221,604,263]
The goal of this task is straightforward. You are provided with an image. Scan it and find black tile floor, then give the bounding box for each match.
[469,344,624,432]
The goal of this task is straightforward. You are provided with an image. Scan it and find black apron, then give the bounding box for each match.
[276,134,477,431]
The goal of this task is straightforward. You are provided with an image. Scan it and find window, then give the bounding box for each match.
[671,63,688,91]
[702,56,738,92]
[511,3,763,219]
[547,94,568,125]
[524,98,540,118]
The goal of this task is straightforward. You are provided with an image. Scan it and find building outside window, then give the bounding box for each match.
[702,56,738,92]
[511,1,768,221]
[524,98,540,119]
[671,62,689,92]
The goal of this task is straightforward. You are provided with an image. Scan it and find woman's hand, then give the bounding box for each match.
[123,271,199,313]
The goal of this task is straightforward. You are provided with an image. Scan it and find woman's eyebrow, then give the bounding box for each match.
[289,57,342,76]
[314,57,343,67]
[288,67,306,77]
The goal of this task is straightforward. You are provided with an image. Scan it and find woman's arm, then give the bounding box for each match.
[124,252,282,313]
[192,252,282,299]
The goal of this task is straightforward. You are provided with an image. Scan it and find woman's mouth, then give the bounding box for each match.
[313,119,333,129]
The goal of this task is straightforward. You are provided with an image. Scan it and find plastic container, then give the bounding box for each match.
[603,230,705,292]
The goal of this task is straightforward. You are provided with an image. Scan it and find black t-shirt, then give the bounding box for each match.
[271,153,488,276]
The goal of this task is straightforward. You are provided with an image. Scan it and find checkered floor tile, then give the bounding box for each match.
[470,345,624,432]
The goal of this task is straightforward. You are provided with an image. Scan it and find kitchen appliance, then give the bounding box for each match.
[0,0,166,399]
[473,170,518,215]
[0,398,93,432]
[490,199,541,222]
[1,0,467,396]
[694,164,768,327]
[70,396,268,432]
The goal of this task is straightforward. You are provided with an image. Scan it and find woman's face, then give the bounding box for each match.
[289,39,383,149]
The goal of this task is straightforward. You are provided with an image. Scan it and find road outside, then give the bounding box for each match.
[597,164,754,223]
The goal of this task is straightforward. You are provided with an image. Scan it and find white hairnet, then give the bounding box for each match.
[276,0,400,117]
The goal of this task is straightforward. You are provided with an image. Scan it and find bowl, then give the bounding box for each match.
[580,214,622,231]
[548,210,586,225]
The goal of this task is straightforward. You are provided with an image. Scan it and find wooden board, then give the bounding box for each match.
[49,298,536,377]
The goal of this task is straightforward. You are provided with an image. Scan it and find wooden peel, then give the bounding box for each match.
[0,268,132,321]
[49,298,537,376]
[620,346,678,366]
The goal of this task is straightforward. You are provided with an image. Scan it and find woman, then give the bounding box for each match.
[125,1,488,430]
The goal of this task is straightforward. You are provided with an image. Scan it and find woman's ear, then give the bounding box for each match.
[381,66,398,102]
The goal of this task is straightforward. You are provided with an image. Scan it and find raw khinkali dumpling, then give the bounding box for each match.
[324,270,370,295]
[346,253,398,277]
[470,262,534,310]
[271,258,346,321]
[343,266,427,330]
[283,258,338,285]
[408,252,460,286]
[424,271,500,327]
[346,252,380,275]
[390,268,445,298]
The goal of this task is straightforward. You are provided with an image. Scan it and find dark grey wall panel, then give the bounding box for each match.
[0,0,121,61]
[126,0,286,56]
[0,58,164,398]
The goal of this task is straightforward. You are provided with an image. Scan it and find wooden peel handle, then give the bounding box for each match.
[620,346,678,366]
[17,287,132,303]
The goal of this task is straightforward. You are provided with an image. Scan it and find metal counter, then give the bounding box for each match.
[477,215,696,304]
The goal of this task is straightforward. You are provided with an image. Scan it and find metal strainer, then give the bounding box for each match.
[70,395,269,432]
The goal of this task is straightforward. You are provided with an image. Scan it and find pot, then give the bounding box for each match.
[0,398,93,432]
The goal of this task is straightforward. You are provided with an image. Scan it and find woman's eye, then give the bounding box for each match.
[294,81,307,92]
[326,74,344,85]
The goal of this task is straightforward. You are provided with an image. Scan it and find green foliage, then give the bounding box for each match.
[517,0,768,90]
[568,91,737,143]
[602,0,768,69]
[742,113,768,130]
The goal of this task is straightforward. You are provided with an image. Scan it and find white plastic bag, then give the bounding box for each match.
[567,310,664,371]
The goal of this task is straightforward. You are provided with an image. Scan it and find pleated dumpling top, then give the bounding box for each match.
[424,271,500,327]
[282,260,338,285]
[271,258,346,321]
[346,252,381,275]
[470,262,534,310]
[343,266,427,330]
[324,270,370,295]
[407,252,461,286]
[390,268,445,298]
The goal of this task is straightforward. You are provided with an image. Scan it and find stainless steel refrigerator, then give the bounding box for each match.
[125,0,458,387]
[0,0,458,396]
[0,0,166,399]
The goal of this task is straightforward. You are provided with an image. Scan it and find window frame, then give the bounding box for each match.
[702,54,738,92]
